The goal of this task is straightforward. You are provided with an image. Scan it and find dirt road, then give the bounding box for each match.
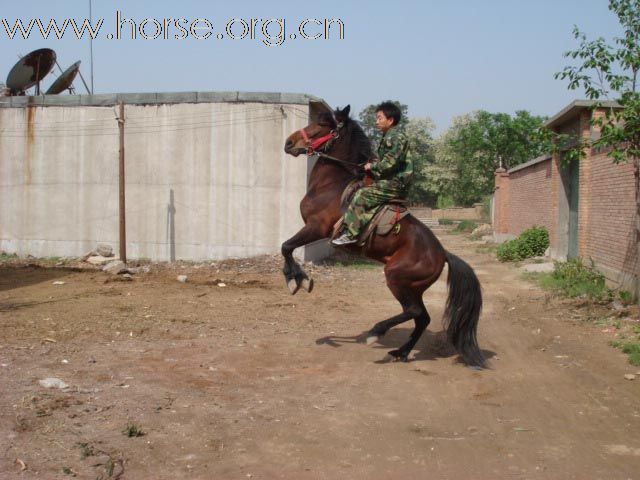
[0,229,638,479]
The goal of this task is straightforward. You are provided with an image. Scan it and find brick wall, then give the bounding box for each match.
[578,111,592,258]
[506,158,553,235]
[583,151,637,279]
[548,152,562,253]
[492,103,637,294]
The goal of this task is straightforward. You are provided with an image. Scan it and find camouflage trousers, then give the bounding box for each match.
[343,184,404,239]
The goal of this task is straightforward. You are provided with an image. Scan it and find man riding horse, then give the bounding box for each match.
[282,104,484,366]
[332,101,413,246]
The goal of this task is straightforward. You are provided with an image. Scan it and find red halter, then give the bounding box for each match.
[299,127,338,154]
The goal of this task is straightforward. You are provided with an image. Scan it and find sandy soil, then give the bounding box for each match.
[0,228,639,480]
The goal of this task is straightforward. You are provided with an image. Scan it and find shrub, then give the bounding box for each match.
[618,290,634,305]
[497,226,549,262]
[438,218,454,225]
[539,258,611,300]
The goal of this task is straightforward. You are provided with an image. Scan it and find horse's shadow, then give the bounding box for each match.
[316,328,496,366]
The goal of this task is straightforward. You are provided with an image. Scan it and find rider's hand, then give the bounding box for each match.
[364,162,372,171]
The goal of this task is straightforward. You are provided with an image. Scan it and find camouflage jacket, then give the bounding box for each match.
[370,127,412,192]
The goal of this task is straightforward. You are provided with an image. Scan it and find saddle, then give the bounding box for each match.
[332,180,410,247]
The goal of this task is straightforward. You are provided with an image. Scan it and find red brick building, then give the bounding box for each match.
[493,100,638,297]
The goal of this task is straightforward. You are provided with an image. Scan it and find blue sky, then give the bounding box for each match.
[0,0,623,132]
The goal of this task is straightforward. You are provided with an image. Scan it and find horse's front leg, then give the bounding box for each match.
[281,224,324,294]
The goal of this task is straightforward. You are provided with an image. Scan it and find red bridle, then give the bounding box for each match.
[299,127,339,154]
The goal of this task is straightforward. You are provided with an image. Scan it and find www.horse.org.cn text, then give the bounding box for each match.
[1,12,346,47]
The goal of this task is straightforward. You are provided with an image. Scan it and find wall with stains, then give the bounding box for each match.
[0,94,316,261]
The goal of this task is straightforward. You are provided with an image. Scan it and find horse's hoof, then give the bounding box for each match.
[287,279,300,295]
[365,335,379,345]
[301,278,314,293]
[388,349,410,363]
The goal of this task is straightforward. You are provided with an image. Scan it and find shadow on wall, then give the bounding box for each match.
[167,189,176,262]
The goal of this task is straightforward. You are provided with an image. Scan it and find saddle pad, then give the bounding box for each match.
[361,204,410,242]
[331,204,409,247]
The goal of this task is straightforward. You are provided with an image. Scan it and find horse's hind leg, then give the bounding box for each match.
[281,225,322,294]
[368,253,440,362]
[387,299,430,362]
[366,296,428,362]
[366,307,415,344]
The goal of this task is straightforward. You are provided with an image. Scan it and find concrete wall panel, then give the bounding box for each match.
[0,98,312,261]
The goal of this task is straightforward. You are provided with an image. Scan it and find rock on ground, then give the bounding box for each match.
[103,260,127,275]
[96,244,114,257]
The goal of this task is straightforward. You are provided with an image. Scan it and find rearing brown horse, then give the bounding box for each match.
[283,105,484,367]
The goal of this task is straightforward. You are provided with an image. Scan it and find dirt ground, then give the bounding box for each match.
[0,228,639,480]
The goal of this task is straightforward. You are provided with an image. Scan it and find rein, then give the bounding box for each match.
[316,152,364,169]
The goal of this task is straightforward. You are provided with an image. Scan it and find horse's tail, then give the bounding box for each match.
[443,251,485,368]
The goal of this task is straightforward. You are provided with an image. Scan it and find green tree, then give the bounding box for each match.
[554,0,639,299]
[435,110,549,206]
[405,117,438,205]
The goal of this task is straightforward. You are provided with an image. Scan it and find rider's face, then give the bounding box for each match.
[375,111,395,133]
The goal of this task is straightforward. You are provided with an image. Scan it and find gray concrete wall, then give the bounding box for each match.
[0,93,320,261]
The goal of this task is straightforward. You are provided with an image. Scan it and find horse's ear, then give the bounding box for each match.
[342,105,351,117]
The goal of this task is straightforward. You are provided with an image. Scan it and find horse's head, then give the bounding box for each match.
[284,105,351,157]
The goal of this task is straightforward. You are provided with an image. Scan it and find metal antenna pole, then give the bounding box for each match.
[89,0,94,94]
[77,69,92,94]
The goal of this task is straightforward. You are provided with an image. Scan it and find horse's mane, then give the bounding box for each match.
[345,118,374,164]
[315,110,373,171]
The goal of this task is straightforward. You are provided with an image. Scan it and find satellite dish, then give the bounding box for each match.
[6,48,56,95]
[46,60,81,95]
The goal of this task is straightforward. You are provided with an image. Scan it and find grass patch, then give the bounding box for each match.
[438,218,455,225]
[528,259,635,306]
[538,258,611,301]
[453,220,478,233]
[331,259,379,269]
[622,343,640,366]
[0,251,18,262]
[122,422,145,437]
[524,259,639,367]
[610,326,640,366]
